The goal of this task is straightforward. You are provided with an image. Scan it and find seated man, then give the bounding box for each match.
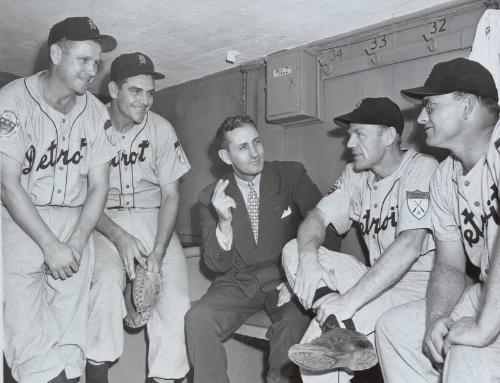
[282,97,438,382]
[185,115,322,383]
[376,59,500,382]
[86,53,191,383]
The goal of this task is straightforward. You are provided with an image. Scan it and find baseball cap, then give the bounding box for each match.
[401,58,498,102]
[48,17,117,52]
[333,97,404,134]
[110,52,165,82]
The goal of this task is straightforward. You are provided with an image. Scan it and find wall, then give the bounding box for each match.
[152,70,245,245]
[152,0,491,259]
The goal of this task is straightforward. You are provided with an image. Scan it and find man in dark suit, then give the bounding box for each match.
[185,115,322,383]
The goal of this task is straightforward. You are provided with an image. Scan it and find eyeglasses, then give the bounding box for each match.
[422,98,435,114]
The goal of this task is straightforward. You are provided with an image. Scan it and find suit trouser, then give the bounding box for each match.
[86,208,190,380]
[376,283,500,383]
[281,239,429,383]
[185,277,311,383]
[3,206,94,383]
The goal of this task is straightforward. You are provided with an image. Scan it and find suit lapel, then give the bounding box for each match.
[256,163,282,257]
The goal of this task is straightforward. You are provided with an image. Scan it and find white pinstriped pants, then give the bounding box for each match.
[376,283,500,383]
[87,208,190,381]
[282,239,429,383]
[3,206,94,383]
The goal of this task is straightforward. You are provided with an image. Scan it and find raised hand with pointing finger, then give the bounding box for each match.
[211,179,236,232]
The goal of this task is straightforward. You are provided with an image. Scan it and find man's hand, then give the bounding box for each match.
[277,282,293,307]
[443,316,493,354]
[146,251,163,273]
[424,315,454,364]
[212,179,236,228]
[294,252,336,309]
[313,292,357,326]
[116,233,147,279]
[42,240,80,280]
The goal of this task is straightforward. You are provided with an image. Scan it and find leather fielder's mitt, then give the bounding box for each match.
[123,265,162,329]
[288,314,378,372]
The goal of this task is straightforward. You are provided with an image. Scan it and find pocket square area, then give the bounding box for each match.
[281,206,292,218]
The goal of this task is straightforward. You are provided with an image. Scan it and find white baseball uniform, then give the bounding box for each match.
[87,110,191,380]
[376,119,500,383]
[282,149,437,383]
[1,71,116,383]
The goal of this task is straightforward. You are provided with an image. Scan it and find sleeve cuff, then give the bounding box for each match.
[216,225,233,250]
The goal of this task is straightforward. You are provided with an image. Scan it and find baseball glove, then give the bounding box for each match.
[288,314,378,372]
[123,265,162,329]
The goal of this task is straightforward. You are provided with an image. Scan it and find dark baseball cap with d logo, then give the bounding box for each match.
[334,97,404,135]
[110,52,165,83]
[401,58,498,102]
[48,16,117,52]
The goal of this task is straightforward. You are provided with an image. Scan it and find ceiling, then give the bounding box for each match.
[1,0,464,92]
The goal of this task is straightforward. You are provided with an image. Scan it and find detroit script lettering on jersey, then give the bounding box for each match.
[22,138,87,175]
[359,205,398,235]
[111,140,150,167]
[461,184,500,248]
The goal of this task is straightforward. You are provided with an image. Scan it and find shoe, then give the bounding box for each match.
[288,316,377,372]
[85,361,109,383]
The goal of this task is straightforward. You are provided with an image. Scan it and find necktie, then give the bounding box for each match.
[248,181,259,244]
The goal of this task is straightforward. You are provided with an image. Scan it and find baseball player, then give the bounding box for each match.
[281,97,438,383]
[86,52,191,383]
[0,17,117,383]
[376,59,500,382]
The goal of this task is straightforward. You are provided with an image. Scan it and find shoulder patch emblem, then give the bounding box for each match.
[174,140,186,164]
[327,177,343,195]
[407,190,430,220]
[103,119,116,146]
[0,110,20,139]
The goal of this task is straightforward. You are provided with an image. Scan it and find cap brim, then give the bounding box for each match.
[151,72,165,80]
[93,35,117,52]
[400,86,447,100]
[333,111,361,127]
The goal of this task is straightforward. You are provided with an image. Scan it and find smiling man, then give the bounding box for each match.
[1,17,117,383]
[85,52,191,383]
[281,97,438,383]
[376,58,500,383]
[185,115,322,383]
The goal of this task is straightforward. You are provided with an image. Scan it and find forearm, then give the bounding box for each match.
[95,212,131,246]
[297,208,327,258]
[68,180,108,252]
[151,192,179,257]
[1,181,57,249]
[426,259,465,325]
[347,229,426,310]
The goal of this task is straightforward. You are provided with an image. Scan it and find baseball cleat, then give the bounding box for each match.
[288,326,378,372]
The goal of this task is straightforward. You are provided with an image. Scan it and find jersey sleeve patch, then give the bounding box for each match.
[174,140,186,164]
[327,176,343,195]
[0,110,20,139]
[407,189,430,220]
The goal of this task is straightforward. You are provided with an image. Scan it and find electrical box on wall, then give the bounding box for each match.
[266,49,321,126]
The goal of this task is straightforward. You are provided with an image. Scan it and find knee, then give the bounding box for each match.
[185,302,216,333]
[281,239,299,272]
[91,271,125,297]
[375,306,405,344]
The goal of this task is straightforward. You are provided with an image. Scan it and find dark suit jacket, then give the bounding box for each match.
[199,161,322,297]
